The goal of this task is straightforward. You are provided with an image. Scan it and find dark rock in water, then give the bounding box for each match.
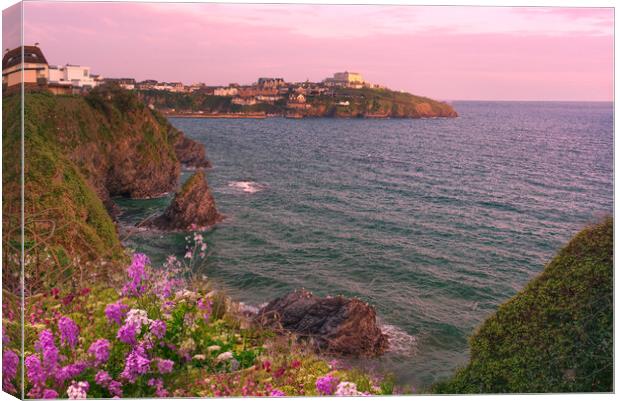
[173,132,211,168]
[255,289,388,357]
[144,170,221,230]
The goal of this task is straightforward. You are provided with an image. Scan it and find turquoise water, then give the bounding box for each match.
[116,101,613,389]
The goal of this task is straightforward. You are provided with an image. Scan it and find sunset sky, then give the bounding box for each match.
[3,2,614,101]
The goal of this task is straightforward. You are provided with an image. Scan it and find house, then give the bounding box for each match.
[214,86,239,96]
[2,45,49,87]
[257,77,285,88]
[256,95,282,104]
[169,82,185,92]
[104,78,136,90]
[48,64,100,88]
[324,71,364,88]
[136,80,158,90]
[231,97,257,106]
[289,93,306,103]
[153,82,173,91]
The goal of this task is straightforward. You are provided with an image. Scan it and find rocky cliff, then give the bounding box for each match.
[144,170,221,230]
[3,88,215,287]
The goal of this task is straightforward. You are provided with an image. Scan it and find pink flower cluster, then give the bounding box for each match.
[24,322,92,398]
[315,374,339,395]
[122,253,150,297]
[105,301,128,325]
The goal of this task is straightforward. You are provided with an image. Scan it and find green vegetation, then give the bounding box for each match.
[2,86,611,397]
[138,87,457,118]
[2,88,187,293]
[2,88,398,398]
[433,217,613,393]
[2,238,397,398]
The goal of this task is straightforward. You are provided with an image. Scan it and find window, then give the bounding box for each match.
[83,70,88,77]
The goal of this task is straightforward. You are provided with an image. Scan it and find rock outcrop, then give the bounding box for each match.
[173,133,212,169]
[255,289,388,357]
[144,170,221,230]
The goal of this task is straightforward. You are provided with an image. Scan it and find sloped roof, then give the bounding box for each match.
[2,46,48,70]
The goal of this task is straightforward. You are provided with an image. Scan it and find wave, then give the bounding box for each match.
[381,324,417,356]
[227,181,266,194]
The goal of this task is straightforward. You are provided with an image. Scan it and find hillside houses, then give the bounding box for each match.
[1,45,390,111]
[2,45,103,94]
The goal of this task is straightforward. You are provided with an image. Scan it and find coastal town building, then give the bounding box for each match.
[48,64,101,88]
[289,93,306,103]
[238,87,279,98]
[2,45,49,87]
[255,95,282,104]
[4,51,391,112]
[231,97,257,106]
[104,78,136,90]
[324,71,365,88]
[257,77,285,88]
[213,86,239,96]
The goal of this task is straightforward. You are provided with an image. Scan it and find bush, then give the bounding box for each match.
[433,217,613,393]
[3,234,395,398]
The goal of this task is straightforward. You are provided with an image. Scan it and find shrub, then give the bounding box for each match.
[433,217,613,393]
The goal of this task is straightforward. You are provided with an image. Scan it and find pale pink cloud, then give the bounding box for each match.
[21,2,613,101]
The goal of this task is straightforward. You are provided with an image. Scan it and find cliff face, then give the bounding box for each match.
[26,87,209,207]
[305,88,458,118]
[3,88,214,288]
[433,217,613,393]
[145,170,220,230]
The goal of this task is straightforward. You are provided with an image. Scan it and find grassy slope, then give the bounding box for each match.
[19,92,125,290]
[3,89,186,292]
[433,217,613,393]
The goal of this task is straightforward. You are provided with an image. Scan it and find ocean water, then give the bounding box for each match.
[116,101,613,390]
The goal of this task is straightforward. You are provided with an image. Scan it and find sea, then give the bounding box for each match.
[115,101,613,390]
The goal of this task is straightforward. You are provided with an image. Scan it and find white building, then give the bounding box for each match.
[213,87,239,96]
[256,95,282,104]
[323,71,366,88]
[232,97,257,105]
[48,64,100,88]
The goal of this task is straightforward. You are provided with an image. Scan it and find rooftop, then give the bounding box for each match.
[2,45,48,70]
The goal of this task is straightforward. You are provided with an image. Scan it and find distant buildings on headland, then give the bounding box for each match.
[2,45,389,103]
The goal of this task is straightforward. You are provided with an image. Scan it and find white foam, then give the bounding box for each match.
[381,324,418,356]
[227,181,265,194]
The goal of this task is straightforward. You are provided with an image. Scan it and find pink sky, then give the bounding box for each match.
[4,2,615,100]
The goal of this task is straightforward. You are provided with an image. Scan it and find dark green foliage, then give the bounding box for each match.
[433,217,613,393]
[137,86,456,118]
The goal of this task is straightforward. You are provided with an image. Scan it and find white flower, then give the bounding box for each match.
[207,345,221,352]
[336,382,361,396]
[216,351,233,362]
[67,381,89,399]
[192,354,206,361]
[125,309,150,328]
